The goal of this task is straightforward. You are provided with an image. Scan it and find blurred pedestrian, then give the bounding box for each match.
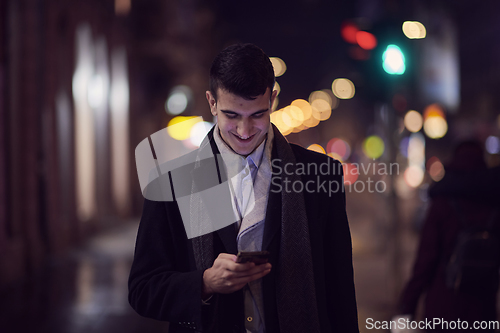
[395,140,500,332]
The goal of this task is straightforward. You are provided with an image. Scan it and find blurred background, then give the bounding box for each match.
[1,0,499,332]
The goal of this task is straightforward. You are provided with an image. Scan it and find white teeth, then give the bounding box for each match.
[235,134,252,140]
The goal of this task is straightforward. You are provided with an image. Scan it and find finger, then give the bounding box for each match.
[216,253,237,261]
[227,260,272,272]
[228,263,272,279]
[230,267,272,285]
[227,261,256,272]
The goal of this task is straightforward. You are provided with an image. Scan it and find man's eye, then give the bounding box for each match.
[225,113,237,119]
[252,113,265,118]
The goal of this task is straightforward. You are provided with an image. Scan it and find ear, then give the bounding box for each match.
[270,89,278,108]
[206,91,217,116]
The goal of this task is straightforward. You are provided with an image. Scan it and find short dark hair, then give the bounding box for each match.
[209,43,275,101]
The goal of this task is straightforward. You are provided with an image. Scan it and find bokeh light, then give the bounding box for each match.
[341,21,359,44]
[422,104,447,139]
[291,99,313,121]
[427,156,445,182]
[327,138,351,161]
[363,136,385,159]
[270,57,286,77]
[167,116,201,141]
[332,78,355,99]
[289,105,304,122]
[423,103,445,121]
[423,116,448,139]
[280,108,294,127]
[271,110,292,136]
[294,124,308,132]
[486,136,500,154]
[308,144,326,154]
[382,45,406,75]
[408,133,425,165]
[303,114,320,127]
[165,85,192,115]
[167,93,187,115]
[402,21,426,39]
[283,106,301,127]
[190,121,213,147]
[404,165,425,188]
[272,94,335,135]
[343,163,359,185]
[328,152,343,162]
[311,99,332,121]
[274,81,281,96]
[356,31,377,50]
[404,110,423,132]
[309,90,339,111]
[309,90,332,106]
[87,75,105,108]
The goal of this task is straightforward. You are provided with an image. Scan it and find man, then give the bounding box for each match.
[129,43,359,333]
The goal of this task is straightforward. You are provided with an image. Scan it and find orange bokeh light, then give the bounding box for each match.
[423,103,445,120]
[426,156,445,182]
[342,163,359,185]
[426,156,440,170]
[308,144,326,154]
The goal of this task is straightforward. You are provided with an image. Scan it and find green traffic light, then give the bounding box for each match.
[382,44,405,75]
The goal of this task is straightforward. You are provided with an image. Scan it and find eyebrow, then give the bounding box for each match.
[220,108,269,116]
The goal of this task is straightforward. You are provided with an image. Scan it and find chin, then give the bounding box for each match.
[232,146,254,156]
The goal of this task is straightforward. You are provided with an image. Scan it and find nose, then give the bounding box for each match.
[236,118,253,138]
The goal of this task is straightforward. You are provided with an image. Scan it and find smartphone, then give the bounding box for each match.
[236,251,270,265]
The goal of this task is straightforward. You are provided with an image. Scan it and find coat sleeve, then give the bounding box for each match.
[128,198,206,329]
[324,159,359,332]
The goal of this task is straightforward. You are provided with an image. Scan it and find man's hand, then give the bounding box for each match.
[202,253,272,298]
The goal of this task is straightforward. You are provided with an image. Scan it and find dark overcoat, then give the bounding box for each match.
[128,129,359,333]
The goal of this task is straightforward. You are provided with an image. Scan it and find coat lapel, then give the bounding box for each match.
[262,143,281,252]
[262,184,281,252]
[216,223,238,254]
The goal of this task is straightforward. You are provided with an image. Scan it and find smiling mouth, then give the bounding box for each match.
[232,133,255,141]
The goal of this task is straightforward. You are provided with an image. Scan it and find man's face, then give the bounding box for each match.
[206,88,277,156]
